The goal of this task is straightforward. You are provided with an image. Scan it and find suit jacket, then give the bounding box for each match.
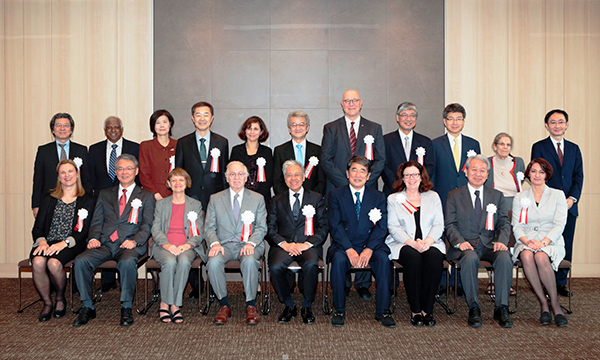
[230,143,273,203]
[382,130,434,195]
[326,186,389,259]
[88,185,155,257]
[445,185,511,261]
[385,190,445,260]
[531,137,583,217]
[266,190,328,258]
[431,134,481,208]
[32,141,92,208]
[139,137,177,198]
[88,138,140,198]
[272,140,324,195]
[485,156,526,190]
[321,117,385,195]
[175,131,229,210]
[151,194,205,260]
[204,188,267,249]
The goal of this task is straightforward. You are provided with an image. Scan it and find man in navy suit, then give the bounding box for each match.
[382,102,434,195]
[531,109,583,297]
[327,156,395,328]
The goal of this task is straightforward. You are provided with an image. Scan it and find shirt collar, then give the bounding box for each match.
[108,137,123,149]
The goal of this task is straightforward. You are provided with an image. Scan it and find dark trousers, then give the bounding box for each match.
[556,212,577,286]
[398,246,444,314]
[269,246,319,305]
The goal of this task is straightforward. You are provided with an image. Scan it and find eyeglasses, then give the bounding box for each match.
[227,172,246,178]
[496,142,511,147]
[404,173,421,179]
[290,123,307,128]
[445,117,464,123]
[548,120,567,126]
[54,123,71,129]
[343,99,361,104]
[116,166,136,172]
[398,113,417,119]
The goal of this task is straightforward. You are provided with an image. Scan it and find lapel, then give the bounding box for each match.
[107,186,120,220]
[537,186,551,210]
[183,197,193,237]
[460,137,473,171]
[99,140,109,177]
[120,186,142,221]
[222,190,236,227]
[279,191,296,224]
[480,187,494,229]
[188,132,204,167]
[305,142,318,166]
[356,120,370,155]
[283,141,296,163]
[336,118,352,156]
[440,137,457,172]
[458,186,476,225]
[390,131,407,163]
[543,137,562,171]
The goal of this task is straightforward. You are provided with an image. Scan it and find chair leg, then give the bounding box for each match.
[389,266,396,315]
[561,267,573,314]
[323,263,332,315]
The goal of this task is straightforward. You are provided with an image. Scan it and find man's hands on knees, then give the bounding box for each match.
[209,243,225,257]
[240,243,255,256]
[493,242,508,252]
[346,248,373,268]
[87,239,101,249]
[120,240,136,249]
[459,242,474,251]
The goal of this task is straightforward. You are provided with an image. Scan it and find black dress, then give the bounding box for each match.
[230,143,273,203]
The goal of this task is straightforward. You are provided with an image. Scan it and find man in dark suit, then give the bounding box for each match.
[267,160,328,324]
[272,111,324,195]
[445,155,513,328]
[72,154,155,327]
[175,101,229,298]
[321,89,386,299]
[32,113,92,217]
[382,102,434,195]
[327,156,395,328]
[531,109,583,297]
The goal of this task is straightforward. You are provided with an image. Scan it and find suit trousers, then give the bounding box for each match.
[206,241,264,303]
[153,247,197,307]
[458,247,513,309]
[556,212,577,286]
[74,242,141,304]
[329,247,391,313]
[269,246,319,305]
[398,246,444,314]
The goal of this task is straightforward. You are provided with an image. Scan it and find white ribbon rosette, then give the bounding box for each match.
[256,157,267,182]
[187,211,200,236]
[415,147,426,165]
[302,204,316,236]
[396,193,418,215]
[210,148,221,173]
[73,157,83,172]
[368,207,382,226]
[169,155,175,172]
[240,210,255,242]
[304,156,319,179]
[519,197,531,224]
[485,203,497,231]
[363,135,375,160]
[74,208,88,232]
[462,149,478,172]
[128,198,143,224]
[516,171,525,192]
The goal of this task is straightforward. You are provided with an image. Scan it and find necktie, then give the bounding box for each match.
[474,190,482,225]
[452,138,460,171]
[557,143,564,166]
[296,144,303,165]
[292,193,300,221]
[199,138,207,169]
[355,191,361,220]
[233,193,240,223]
[109,144,117,181]
[349,122,357,156]
[404,136,410,161]
[110,189,127,241]
[58,143,67,161]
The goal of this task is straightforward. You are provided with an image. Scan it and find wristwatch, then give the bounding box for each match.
[64,239,70,246]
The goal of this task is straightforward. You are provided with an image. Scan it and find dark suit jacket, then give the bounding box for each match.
[230,143,273,203]
[382,130,434,195]
[321,117,385,196]
[88,138,140,199]
[444,185,511,261]
[326,186,389,260]
[531,137,583,217]
[174,131,229,210]
[431,134,481,209]
[266,190,328,258]
[88,185,155,257]
[32,141,92,208]
[272,140,324,195]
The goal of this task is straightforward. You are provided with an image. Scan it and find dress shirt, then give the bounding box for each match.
[118,183,136,204]
[288,187,304,211]
[229,187,244,210]
[344,116,361,137]
[467,183,484,210]
[195,130,211,160]
[292,138,307,164]
[55,140,71,159]
[105,138,124,170]
[399,129,414,157]
[549,136,565,155]
[350,185,365,204]
[446,132,462,157]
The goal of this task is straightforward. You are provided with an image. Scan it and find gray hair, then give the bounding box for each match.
[103,115,123,129]
[287,110,310,128]
[396,102,418,117]
[492,132,513,147]
[117,153,138,168]
[225,161,249,177]
[282,160,304,177]
[465,154,490,172]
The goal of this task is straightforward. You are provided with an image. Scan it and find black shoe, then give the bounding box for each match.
[557,285,571,297]
[554,313,568,327]
[96,282,118,294]
[468,307,482,328]
[73,307,96,327]
[437,287,447,298]
[410,314,424,327]
[456,286,465,298]
[331,311,345,327]
[375,311,396,328]
[493,306,513,328]
[540,311,552,325]
[357,287,373,301]
[120,307,134,327]
[301,307,315,324]
[53,299,66,318]
[38,304,53,322]
[278,306,297,323]
[344,287,350,297]
[188,289,200,299]
[423,313,436,327]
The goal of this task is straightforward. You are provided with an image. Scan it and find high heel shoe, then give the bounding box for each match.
[39,304,53,322]
[54,298,67,318]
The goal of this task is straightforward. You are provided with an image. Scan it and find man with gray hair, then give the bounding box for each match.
[445,154,513,328]
[273,110,324,195]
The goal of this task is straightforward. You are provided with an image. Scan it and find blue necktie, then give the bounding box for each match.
[108,144,117,181]
[355,191,361,220]
[296,144,303,165]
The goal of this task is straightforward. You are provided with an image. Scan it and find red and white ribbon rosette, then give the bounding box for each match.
[368,207,382,226]
[518,197,531,224]
[169,155,175,172]
[304,156,319,179]
[516,171,524,192]
[415,147,426,165]
[302,204,316,236]
[485,203,497,231]
[256,157,267,182]
[209,148,221,173]
[73,157,83,173]
[240,210,255,242]
[363,135,375,160]
[396,193,418,215]
[74,208,88,232]
[187,211,200,236]
[128,198,143,224]
[462,149,477,173]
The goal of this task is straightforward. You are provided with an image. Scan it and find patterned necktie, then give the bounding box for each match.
[557,143,564,166]
[404,136,410,161]
[349,122,357,156]
[452,138,460,171]
[199,138,207,169]
[109,144,117,181]
[58,143,67,161]
[474,190,482,225]
[292,193,300,221]
[355,191,361,220]
[110,189,127,241]
[233,193,240,223]
[296,144,303,165]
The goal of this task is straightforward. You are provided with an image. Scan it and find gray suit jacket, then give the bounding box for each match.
[151,195,205,260]
[204,188,267,250]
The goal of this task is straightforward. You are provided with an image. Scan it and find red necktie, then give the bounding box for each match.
[110,189,127,241]
[557,143,564,166]
[349,121,357,156]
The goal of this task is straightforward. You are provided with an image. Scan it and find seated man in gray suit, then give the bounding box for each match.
[205,161,267,325]
[445,154,513,328]
[72,154,155,327]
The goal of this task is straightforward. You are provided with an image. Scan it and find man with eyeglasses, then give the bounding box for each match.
[273,110,324,195]
[321,89,386,301]
[531,109,583,297]
[382,102,435,195]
